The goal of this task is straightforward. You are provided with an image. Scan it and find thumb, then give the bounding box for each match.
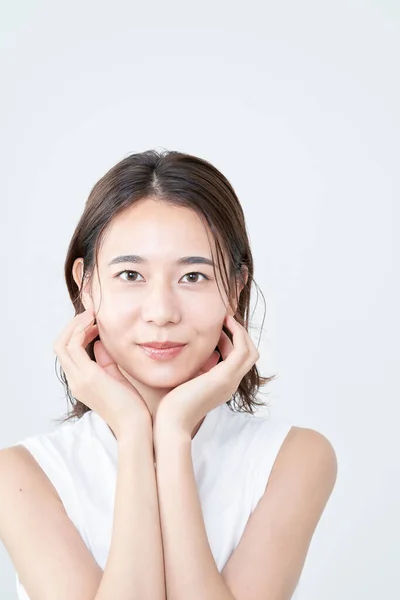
[198,350,220,375]
[93,340,128,383]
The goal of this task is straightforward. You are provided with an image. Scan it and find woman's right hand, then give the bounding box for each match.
[53,308,151,440]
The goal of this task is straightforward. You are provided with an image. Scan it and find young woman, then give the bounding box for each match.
[0,149,337,600]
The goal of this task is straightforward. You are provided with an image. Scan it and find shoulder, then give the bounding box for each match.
[283,425,337,462]
[271,425,338,495]
[0,444,62,504]
[220,426,337,597]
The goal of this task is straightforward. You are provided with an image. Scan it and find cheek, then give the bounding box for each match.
[195,303,226,327]
[96,290,140,320]
[195,316,226,351]
[94,308,133,344]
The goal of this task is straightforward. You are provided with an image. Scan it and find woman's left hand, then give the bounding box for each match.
[153,313,260,438]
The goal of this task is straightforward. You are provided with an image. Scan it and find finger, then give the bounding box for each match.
[223,315,256,371]
[54,310,98,382]
[53,311,91,372]
[66,320,101,378]
[55,309,95,350]
[93,340,130,384]
[58,329,100,397]
[216,328,233,361]
[222,314,249,356]
[232,318,260,363]
[198,350,220,375]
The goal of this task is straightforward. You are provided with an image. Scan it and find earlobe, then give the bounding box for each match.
[72,257,93,313]
[72,258,84,290]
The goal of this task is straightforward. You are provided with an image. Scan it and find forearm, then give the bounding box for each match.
[94,421,165,600]
[154,425,235,600]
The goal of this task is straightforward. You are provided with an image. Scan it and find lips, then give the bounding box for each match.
[139,344,186,360]
[139,342,185,349]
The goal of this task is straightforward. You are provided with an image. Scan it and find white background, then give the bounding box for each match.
[0,0,399,598]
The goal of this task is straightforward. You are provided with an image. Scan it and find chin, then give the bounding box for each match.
[139,366,197,387]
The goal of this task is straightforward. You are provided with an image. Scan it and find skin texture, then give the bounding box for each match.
[0,197,337,600]
[72,197,246,434]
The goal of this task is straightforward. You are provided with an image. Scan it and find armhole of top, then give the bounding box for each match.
[14,434,91,550]
[250,421,295,511]
[15,443,62,502]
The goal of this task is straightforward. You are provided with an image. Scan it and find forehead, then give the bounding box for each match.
[99,198,218,261]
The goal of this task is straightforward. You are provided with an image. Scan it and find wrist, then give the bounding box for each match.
[153,413,191,453]
[116,414,153,446]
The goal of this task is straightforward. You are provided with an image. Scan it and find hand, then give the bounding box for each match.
[153,313,260,438]
[53,308,151,440]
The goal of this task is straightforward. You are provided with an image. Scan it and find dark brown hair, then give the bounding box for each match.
[53,149,276,425]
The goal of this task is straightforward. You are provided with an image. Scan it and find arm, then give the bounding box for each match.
[95,418,166,600]
[0,416,166,600]
[146,312,259,599]
[154,422,338,600]
[154,423,235,600]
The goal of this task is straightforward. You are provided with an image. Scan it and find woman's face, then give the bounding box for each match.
[73,198,243,400]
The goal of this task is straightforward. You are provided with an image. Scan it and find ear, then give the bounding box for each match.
[72,258,94,312]
[239,265,249,291]
[229,265,248,315]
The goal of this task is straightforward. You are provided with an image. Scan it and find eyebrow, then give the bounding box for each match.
[107,255,215,268]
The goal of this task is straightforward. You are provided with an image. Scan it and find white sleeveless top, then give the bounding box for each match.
[13,402,301,599]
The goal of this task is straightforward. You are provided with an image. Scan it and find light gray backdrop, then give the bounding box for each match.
[0,0,398,598]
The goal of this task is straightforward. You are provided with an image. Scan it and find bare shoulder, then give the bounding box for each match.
[283,425,337,458]
[273,425,338,492]
[0,444,62,502]
[0,445,102,599]
[220,425,338,597]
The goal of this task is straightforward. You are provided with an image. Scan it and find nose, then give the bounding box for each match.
[141,279,181,325]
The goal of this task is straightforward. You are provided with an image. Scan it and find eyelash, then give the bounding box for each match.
[114,270,211,284]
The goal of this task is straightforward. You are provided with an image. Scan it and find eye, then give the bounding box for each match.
[114,270,210,284]
[181,272,210,284]
[115,270,143,282]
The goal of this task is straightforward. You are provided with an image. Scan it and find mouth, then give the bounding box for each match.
[138,344,187,360]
